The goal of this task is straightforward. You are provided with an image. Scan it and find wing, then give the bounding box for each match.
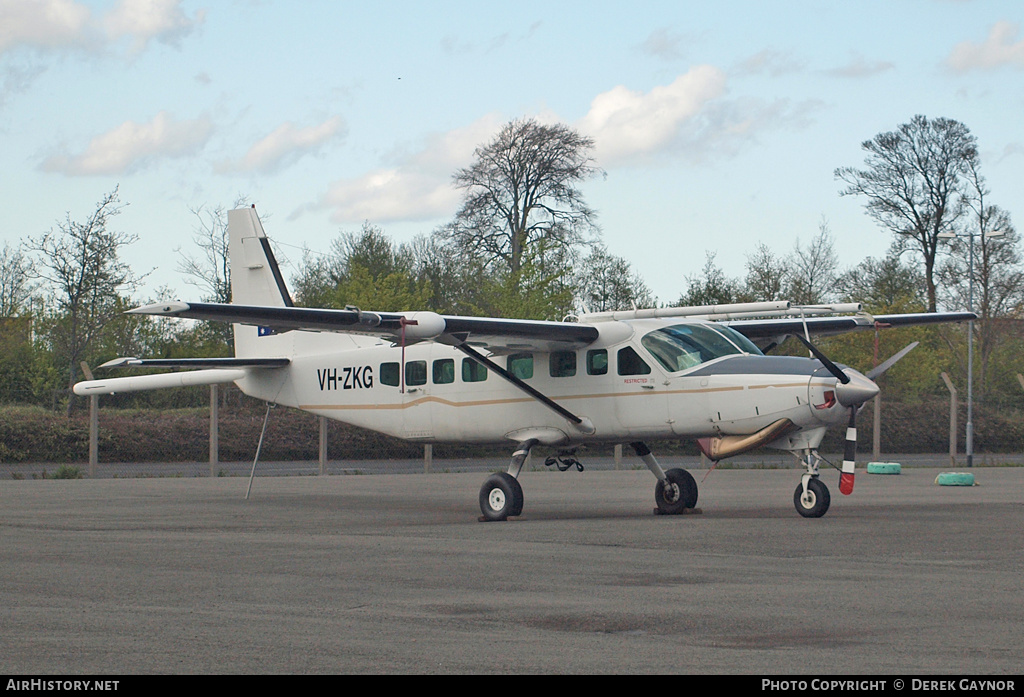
[128,301,600,353]
[725,311,977,351]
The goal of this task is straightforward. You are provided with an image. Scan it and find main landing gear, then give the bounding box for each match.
[479,439,535,521]
[631,442,698,515]
[477,439,700,521]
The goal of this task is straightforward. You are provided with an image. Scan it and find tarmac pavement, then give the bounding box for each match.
[1,466,1022,674]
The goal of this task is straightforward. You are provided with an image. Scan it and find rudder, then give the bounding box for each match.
[228,206,293,356]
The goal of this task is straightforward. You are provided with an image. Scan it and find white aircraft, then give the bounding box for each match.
[74,207,974,520]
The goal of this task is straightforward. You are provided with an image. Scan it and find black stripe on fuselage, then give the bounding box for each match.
[686,354,844,378]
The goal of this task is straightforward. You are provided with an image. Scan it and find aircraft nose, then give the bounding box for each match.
[835,370,879,407]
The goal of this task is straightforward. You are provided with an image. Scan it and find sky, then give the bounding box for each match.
[2,0,1022,309]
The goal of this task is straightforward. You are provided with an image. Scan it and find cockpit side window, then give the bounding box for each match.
[617,346,652,375]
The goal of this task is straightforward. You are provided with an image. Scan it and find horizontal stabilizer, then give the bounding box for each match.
[73,369,247,396]
[99,357,290,369]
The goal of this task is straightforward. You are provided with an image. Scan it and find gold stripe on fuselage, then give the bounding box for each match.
[299,380,829,412]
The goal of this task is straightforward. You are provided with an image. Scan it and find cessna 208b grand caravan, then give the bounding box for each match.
[75,207,973,520]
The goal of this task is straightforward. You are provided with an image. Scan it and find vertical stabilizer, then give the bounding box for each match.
[228,206,293,356]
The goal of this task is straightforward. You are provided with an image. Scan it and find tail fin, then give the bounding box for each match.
[228,206,293,356]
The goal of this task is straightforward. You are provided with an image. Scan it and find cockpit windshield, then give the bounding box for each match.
[640,323,762,373]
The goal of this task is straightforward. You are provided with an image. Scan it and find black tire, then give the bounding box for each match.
[793,477,830,518]
[479,473,524,521]
[655,468,698,515]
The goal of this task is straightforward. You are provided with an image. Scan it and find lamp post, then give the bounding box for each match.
[939,227,1004,467]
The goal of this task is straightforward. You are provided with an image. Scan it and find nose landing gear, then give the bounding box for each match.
[793,450,831,518]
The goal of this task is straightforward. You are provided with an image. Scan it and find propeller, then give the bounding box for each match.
[793,335,918,496]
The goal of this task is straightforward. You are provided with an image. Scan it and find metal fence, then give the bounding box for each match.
[3,382,1024,479]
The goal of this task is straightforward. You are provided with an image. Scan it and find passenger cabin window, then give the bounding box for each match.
[433,358,455,384]
[380,362,400,387]
[640,323,751,373]
[587,349,608,375]
[549,351,576,378]
[405,360,427,386]
[617,346,651,376]
[507,353,533,379]
[462,358,488,383]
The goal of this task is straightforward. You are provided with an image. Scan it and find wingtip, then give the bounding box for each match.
[128,301,191,316]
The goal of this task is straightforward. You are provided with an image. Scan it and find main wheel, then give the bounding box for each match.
[479,473,524,521]
[793,477,830,518]
[655,468,698,515]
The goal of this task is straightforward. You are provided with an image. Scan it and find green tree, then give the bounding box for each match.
[292,222,431,312]
[471,241,576,320]
[677,252,744,307]
[744,243,786,301]
[576,244,654,313]
[835,245,927,314]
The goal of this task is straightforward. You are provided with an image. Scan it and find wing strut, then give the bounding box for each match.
[454,344,584,426]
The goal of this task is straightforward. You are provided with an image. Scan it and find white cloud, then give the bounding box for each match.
[41,111,213,175]
[314,114,503,224]
[0,0,93,53]
[103,0,205,52]
[0,0,203,56]
[575,65,727,166]
[219,117,347,174]
[636,28,687,61]
[733,49,805,77]
[947,20,1024,72]
[825,53,895,79]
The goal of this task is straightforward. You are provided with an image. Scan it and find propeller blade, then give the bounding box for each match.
[793,334,850,384]
[865,341,919,381]
[840,406,856,495]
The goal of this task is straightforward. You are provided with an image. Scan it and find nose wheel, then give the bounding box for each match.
[794,476,830,518]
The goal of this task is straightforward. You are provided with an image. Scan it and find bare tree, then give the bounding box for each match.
[786,218,838,305]
[176,197,251,305]
[0,242,35,317]
[445,118,601,284]
[939,161,1022,396]
[836,115,978,311]
[25,188,144,411]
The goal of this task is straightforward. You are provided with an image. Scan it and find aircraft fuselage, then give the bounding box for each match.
[236,318,856,453]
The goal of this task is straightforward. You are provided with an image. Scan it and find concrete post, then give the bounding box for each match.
[209,384,219,476]
[872,395,881,462]
[89,395,98,476]
[614,443,622,470]
[940,372,958,468]
[424,444,432,474]
[319,416,328,475]
[79,362,97,476]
